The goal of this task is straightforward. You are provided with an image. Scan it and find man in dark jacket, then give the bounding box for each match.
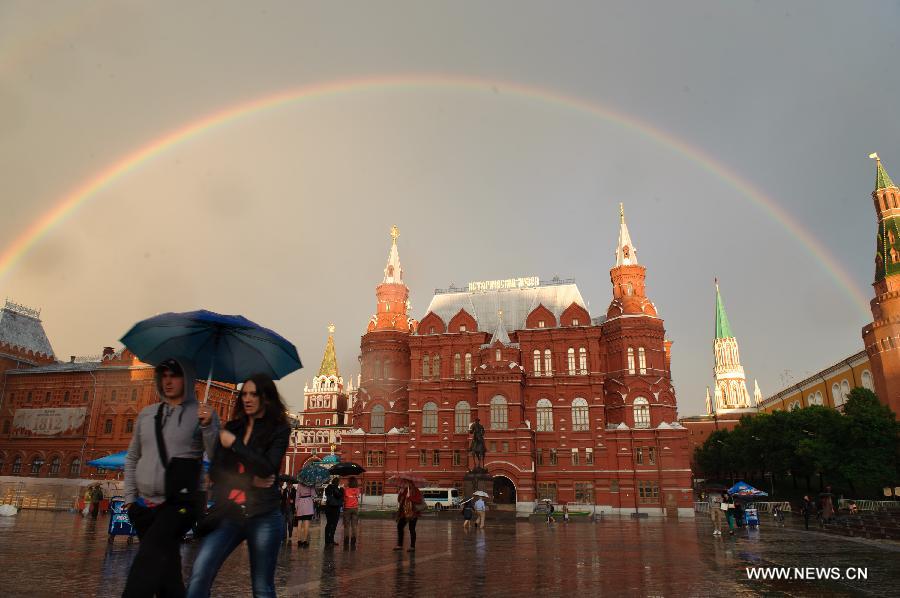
[122,358,219,598]
[323,477,344,548]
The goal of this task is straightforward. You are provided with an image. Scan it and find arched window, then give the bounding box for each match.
[815,391,823,405]
[567,348,576,375]
[454,401,471,433]
[30,456,43,474]
[495,349,502,362]
[544,349,553,375]
[422,402,438,434]
[832,383,842,405]
[490,396,508,430]
[861,370,874,391]
[453,354,461,378]
[572,398,589,431]
[533,350,541,376]
[370,405,385,434]
[69,458,80,476]
[536,398,553,431]
[626,283,634,296]
[432,354,441,379]
[627,348,635,375]
[579,348,587,374]
[638,347,647,375]
[464,353,472,378]
[375,359,382,380]
[840,380,851,402]
[422,355,430,379]
[383,360,391,380]
[789,400,801,411]
[12,455,22,474]
[633,397,650,429]
[49,456,60,475]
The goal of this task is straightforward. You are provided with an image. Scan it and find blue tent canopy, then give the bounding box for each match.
[88,450,209,471]
[728,481,767,497]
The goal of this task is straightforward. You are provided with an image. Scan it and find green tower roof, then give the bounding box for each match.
[875,157,896,190]
[715,282,734,339]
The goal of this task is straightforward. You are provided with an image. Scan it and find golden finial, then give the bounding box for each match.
[619,202,625,223]
[390,224,400,243]
[869,152,880,162]
[329,443,336,453]
[328,323,335,335]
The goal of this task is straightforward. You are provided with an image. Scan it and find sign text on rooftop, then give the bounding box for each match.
[467,276,540,292]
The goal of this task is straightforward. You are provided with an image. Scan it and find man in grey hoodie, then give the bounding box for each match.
[122,358,219,598]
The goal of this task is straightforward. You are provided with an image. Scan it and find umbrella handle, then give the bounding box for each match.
[203,361,213,405]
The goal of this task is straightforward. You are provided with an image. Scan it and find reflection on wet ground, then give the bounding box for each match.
[1,510,897,596]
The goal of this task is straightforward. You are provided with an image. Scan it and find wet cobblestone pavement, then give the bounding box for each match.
[1,511,898,597]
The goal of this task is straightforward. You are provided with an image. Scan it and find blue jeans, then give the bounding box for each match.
[186,508,283,598]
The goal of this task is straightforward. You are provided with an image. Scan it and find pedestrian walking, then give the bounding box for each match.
[342,477,361,548]
[186,373,290,598]
[708,491,724,535]
[801,495,816,531]
[394,480,424,552]
[294,483,316,547]
[122,358,219,598]
[90,484,104,520]
[562,503,569,523]
[462,498,474,530]
[722,492,736,535]
[281,483,296,541]
[547,502,555,523]
[323,477,344,548]
[820,487,835,524]
[474,495,486,529]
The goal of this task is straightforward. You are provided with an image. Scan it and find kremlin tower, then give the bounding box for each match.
[707,281,756,415]
[862,153,900,414]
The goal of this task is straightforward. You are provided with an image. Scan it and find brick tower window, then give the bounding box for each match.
[544,349,553,375]
[49,456,60,476]
[567,348,576,375]
[633,397,650,429]
[464,353,472,378]
[579,348,588,374]
[533,350,541,376]
[571,398,589,431]
[422,402,438,434]
[454,401,471,433]
[69,458,80,476]
[536,399,553,431]
[12,456,22,474]
[638,347,647,375]
[370,405,385,434]
[453,354,461,377]
[627,348,635,375]
[490,396,508,430]
[422,355,430,379]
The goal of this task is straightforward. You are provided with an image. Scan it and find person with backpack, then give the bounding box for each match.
[186,373,291,598]
[122,358,219,598]
[323,477,344,548]
[394,480,424,552]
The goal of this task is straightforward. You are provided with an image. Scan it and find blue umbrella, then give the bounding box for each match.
[120,310,302,398]
[299,462,331,486]
[89,450,210,471]
[728,481,767,497]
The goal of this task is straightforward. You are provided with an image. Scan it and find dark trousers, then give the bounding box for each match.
[91,501,100,519]
[397,517,417,548]
[122,502,196,598]
[323,506,340,545]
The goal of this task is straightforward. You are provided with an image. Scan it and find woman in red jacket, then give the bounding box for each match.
[342,477,362,547]
[394,480,424,552]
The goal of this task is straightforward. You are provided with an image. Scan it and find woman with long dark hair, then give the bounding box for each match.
[186,374,291,598]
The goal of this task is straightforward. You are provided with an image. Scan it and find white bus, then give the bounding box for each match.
[420,487,461,510]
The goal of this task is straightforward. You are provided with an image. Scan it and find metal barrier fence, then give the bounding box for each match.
[838,499,900,512]
[695,501,791,513]
[0,481,80,511]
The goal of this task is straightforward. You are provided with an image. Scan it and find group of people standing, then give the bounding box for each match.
[122,357,291,598]
[280,476,361,548]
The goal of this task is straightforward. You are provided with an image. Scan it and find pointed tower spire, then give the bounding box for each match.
[383,224,403,284]
[615,203,638,266]
[715,279,733,339]
[490,309,511,345]
[317,323,340,378]
[871,152,897,191]
[753,379,763,406]
[705,387,712,415]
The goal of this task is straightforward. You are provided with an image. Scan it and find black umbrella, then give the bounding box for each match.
[329,462,366,476]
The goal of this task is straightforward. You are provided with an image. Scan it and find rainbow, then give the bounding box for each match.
[0,74,871,315]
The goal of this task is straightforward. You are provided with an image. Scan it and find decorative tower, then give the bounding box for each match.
[357,226,415,432]
[298,324,352,457]
[712,280,754,413]
[862,153,900,414]
[602,204,677,427]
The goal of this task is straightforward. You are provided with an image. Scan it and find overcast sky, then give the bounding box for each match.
[1,1,898,414]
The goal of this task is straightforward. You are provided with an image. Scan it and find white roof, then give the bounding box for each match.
[423,281,588,333]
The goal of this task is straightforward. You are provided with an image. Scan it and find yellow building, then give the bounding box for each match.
[758,350,875,413]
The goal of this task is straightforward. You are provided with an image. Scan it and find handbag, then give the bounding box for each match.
[720,501,729,511]
[155,403,201,503]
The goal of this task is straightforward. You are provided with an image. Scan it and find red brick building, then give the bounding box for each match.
[344,214,694,516]
[0,344,236,480]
